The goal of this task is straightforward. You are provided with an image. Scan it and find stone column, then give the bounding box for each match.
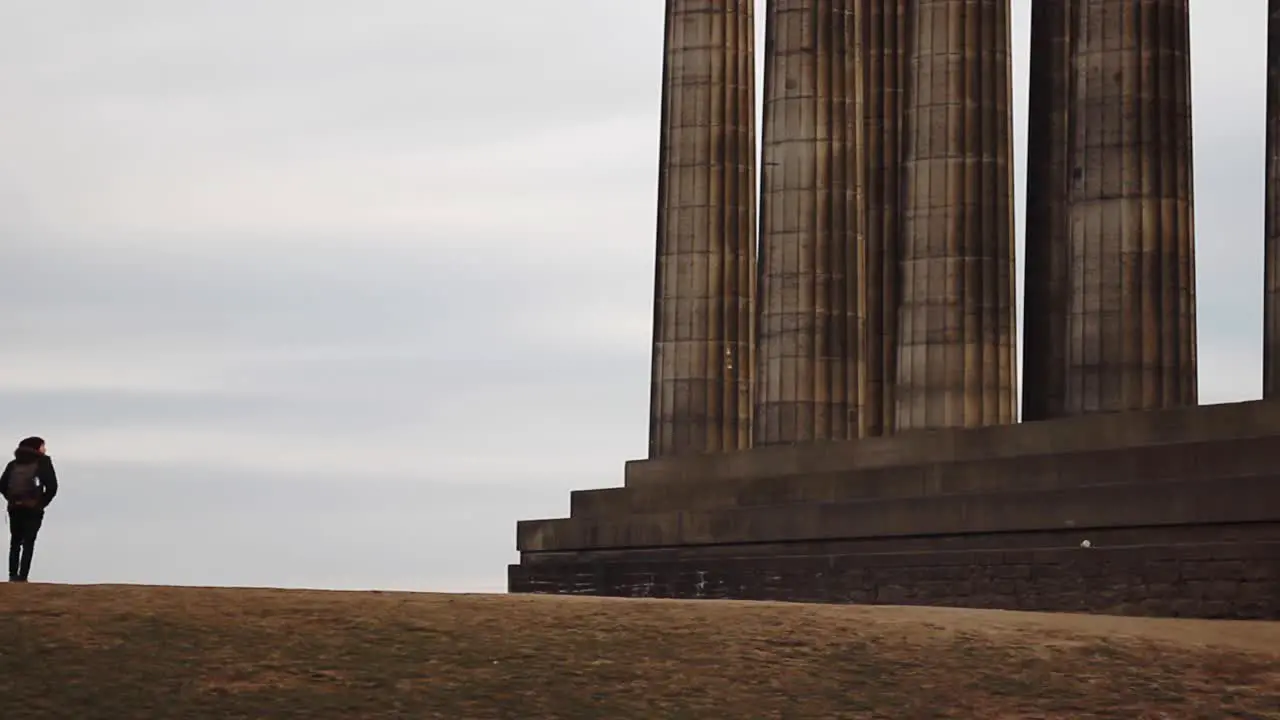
[1266,0,1280,398]
[895,0,1017,430]
[1021,0,1073,422]
[1062,0,1197,414]
[860,0,907,437]
[755,0,866,445]
[648,0,757,458]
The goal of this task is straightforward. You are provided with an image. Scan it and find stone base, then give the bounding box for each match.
[509,400,1280,620]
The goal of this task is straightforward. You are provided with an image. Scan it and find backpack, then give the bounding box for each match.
[6,462,41,509]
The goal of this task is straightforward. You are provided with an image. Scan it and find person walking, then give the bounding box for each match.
[0,437,58,582]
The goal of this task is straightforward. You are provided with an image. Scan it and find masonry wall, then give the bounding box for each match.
[623,399,1280,487]
[512,400,1280,620]
[511,541,1280,620]
[573,433,1280,518]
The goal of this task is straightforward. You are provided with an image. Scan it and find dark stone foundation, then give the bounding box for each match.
[509,400,1280,620]
[511,542,1278,619]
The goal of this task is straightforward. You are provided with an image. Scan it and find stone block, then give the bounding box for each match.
[519,475,1280,552]
[510,541,1280,620]
[623,399,1280,487]
[575,434,1280,520]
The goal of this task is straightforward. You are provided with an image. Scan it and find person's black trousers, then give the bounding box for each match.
[8,507,44,581]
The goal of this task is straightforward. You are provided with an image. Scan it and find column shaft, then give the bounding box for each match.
[649,0,757,457]
[895,0,1017,430]
[860,0,907,437]
[755,0,866,444]
[1266,0,1280,398]
[1063,0,1196,414]
[1022,0,1073,421]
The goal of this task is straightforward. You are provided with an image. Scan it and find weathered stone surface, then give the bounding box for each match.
[895,0,1017,430]
[521,524,1280,567]
[570,434,1280,518]
[1060,0,1197,414]
[624,398,1280,487]
[518,475,1280,553]
[649,0,756,457]
[1022,0,1072,421]
[755,0,866,445]
[516,401,1280,622]
[510,542,1280,620]
[1267,0,1280,398]
[508,0,1272,624]
[860,0,907,437]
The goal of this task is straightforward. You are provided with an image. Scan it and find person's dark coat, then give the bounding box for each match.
[0,447,58,512]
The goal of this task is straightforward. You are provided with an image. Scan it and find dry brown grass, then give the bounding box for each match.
[0,584,1276,719]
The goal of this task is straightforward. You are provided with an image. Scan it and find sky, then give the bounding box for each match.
[0,1,1269,593]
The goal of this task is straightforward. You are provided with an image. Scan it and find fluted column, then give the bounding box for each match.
[755,0,866,445]
[1021,0,1073,422]
[1266,0,1280,398]
[895,0,1017,430]
[649,0,756,458]
[1062,0,1196,414]
[861,0,907,437]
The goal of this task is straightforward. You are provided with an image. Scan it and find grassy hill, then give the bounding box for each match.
[0,585,1276,719]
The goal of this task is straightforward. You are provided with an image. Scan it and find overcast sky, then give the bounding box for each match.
[0,1,1268,593]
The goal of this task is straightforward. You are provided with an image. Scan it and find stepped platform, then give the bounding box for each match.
[508,400,1280,619]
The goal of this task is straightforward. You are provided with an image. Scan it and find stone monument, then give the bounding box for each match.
[509,0,1279,620]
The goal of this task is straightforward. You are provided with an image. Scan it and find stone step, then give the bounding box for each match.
[520,521,1280,565]
[509,540,1280,620]
[623,399,1280,487]
[518,473,1280,552]
[572,434,1279,518]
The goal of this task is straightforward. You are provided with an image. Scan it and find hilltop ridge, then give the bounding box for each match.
[0,584,1276,718]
